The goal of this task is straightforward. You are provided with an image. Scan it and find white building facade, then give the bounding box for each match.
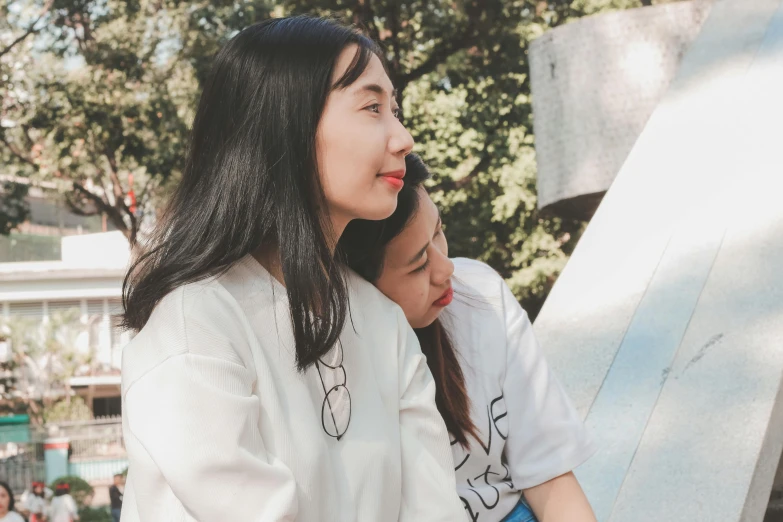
[0,232,131,416]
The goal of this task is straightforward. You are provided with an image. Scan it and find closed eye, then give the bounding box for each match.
[411,258,430,274]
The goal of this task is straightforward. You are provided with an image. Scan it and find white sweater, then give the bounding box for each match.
[120,255,465,522]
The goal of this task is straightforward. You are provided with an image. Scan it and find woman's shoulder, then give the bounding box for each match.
[135,278,248,342]
[449,257,531,328]
[445,258,506,333]
[122,277,256,392]
[346,271,412,344]
[346,268,406,317]
[452,258,505,298]
[4,512,26,522]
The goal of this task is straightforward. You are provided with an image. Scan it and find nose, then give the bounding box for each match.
[389,117,414,157]
[430,248,454,286]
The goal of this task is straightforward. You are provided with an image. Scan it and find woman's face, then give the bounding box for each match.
[375,188,454,328]
[0,487,10,513]
[317,46,414,234]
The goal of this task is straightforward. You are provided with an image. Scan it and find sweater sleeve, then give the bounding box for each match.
[499,277,595,490]
[124,313,298,521]
[396,311,467,522]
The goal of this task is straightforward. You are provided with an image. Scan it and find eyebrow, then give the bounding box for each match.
[407,243,429,267]
[406,216,442,266]
[355,83,398,100]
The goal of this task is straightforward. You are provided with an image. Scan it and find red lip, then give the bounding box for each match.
[433,286,453,307]
[379,169,405,179]
[380,177,403,190]
[378,169,405,190]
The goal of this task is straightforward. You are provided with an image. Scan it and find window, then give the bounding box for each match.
[8,302,43,319]
[47,300,82,322]
[92,396,122,417]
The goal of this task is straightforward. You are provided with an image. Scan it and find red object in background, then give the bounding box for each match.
[128,190,137,214]
[128,173,137,214]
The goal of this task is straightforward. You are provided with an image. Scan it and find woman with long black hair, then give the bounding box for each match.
[120,16,464,521]
[341,154,596,522]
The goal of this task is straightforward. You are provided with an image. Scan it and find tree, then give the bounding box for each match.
[43,395,92,423]
[2,0,283,242]
[0,180,29,234]
[0,0,55,234]
[1,0,668,312]
[0,310,92,423]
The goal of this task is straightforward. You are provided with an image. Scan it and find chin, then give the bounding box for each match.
[410,312,440,329]
[360,197,398,221]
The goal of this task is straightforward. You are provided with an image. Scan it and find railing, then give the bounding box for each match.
[0,432,46,494]
[67,424,125,461]
[0,417,126,490]
[51,417,127,483]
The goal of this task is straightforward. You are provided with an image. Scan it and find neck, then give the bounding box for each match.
[329,212,350,248]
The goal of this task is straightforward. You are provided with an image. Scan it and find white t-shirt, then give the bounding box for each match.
[442,259,595,522]
[121,255,465,522]
[0,512,26,522]
[48,495,78,522]
[19,490,48,514]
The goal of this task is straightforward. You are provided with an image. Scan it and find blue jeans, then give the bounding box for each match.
[111,508,122,522]
[500,498,537,522]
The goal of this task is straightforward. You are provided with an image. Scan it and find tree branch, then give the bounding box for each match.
[397,33,470,89]
[70,181,128,234]
[0,134,36,167]
[63,192,100,217]
[103,147,125,201]
[387,1,402,91]
[397,1,488,90]
[0,27,38,60]
[455,152,493,189]
[0,0,55,59]
[137,177,155,204]
[353,0,381,44]
[69,182,107,212]
[20,125,35,151]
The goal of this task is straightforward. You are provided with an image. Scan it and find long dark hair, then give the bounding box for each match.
[122,16,383,371]
[0,481,15,511]
[340,154,479,447]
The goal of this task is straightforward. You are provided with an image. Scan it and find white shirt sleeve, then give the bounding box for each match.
[124,316,298,521]
[500,278,595,490]
[395,311,467,522]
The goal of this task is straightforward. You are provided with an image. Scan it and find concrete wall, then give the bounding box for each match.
[533,0,783,519]
[529,0,713,219]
